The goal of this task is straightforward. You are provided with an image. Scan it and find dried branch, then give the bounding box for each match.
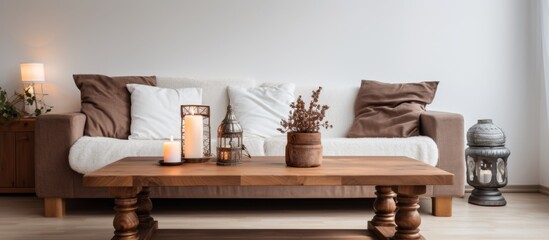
[277,86,333,133]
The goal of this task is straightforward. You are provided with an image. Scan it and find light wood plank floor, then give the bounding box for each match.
[0,193,548,239]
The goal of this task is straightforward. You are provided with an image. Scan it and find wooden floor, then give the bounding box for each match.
[0,193,548,240]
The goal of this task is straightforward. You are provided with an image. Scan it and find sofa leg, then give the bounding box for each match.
[44,198,65,218]
[431,197,452,217]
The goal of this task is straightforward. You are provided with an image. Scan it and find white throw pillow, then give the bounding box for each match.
[228,83,295,138]
[127,84,202,140]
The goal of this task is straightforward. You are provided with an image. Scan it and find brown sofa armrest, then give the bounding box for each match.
[420,111,465,197]
[35,113,86,198]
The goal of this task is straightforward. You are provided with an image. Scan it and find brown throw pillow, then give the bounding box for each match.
[347,80,439,138]
[74,74,157,139]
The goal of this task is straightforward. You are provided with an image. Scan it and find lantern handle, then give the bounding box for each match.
[242,144,251,158]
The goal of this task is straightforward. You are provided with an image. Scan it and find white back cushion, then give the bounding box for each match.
[157,77,255,128]
[294,85,358,138]
[127,84,202,140]
[155,78,357,138]
[228,83,296,138]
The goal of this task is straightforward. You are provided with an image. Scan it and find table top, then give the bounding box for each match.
[83,156,454,187]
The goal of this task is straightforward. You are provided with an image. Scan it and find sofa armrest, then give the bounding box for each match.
[35,113,86,198]
[420,111,465,197]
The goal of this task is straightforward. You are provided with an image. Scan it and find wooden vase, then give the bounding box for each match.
[285,132,323,168]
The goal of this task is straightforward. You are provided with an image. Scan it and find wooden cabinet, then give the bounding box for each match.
[0,118,35,193]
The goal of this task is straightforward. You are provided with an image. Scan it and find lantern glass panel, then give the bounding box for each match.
[467,156,475,181]
[497,158,505,183]
[474,160,481,182]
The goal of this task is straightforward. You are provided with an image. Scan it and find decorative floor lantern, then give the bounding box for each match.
[466,119,510,206]
[217,105,249,166]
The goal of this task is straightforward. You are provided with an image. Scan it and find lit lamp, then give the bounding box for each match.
[180,105,211,162]
[216,105,249,166]
[465,119,510,206]
[20,63,45,114]
[20,63,45,82]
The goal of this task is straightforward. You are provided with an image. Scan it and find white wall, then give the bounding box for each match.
[0,0,541,185]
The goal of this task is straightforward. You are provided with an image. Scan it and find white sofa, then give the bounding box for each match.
[68,77,438,174]
[35,77,465,217]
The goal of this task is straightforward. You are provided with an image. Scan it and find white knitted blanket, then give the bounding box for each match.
[69,136,438,174]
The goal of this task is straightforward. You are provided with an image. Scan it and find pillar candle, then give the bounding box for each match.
[184,111,203,158]
[480,170,492,184]
[163,136,181,163]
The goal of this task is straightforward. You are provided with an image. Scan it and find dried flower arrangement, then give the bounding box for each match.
[277,86,333,133]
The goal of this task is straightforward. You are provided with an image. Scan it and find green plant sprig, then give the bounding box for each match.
[0,86,53,123]
[0,87,23,122]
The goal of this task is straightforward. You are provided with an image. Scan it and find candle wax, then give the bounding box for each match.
[163,136,181,163]
[184,114,203,158]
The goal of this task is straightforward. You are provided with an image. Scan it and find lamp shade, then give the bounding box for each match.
[20,63,45,82]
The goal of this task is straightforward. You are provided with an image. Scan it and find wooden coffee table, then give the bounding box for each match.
[83,156,453,240]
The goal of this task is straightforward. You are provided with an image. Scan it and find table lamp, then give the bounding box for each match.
[20,63,45,114]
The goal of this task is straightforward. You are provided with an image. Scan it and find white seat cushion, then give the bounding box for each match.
[69,136,265,174]
[264,136,439,166]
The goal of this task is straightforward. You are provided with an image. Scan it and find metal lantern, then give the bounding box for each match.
[216,105,246,166]
[465,119,510,206]
[180,105,211,162]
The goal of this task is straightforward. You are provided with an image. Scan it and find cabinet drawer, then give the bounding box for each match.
[0,119,35,132]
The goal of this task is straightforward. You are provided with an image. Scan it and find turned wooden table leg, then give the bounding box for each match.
[110,187,141,240]
[137,187,154,229]
[368,186,397,240]
[393,186,427,240]
[371,186,397,227]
